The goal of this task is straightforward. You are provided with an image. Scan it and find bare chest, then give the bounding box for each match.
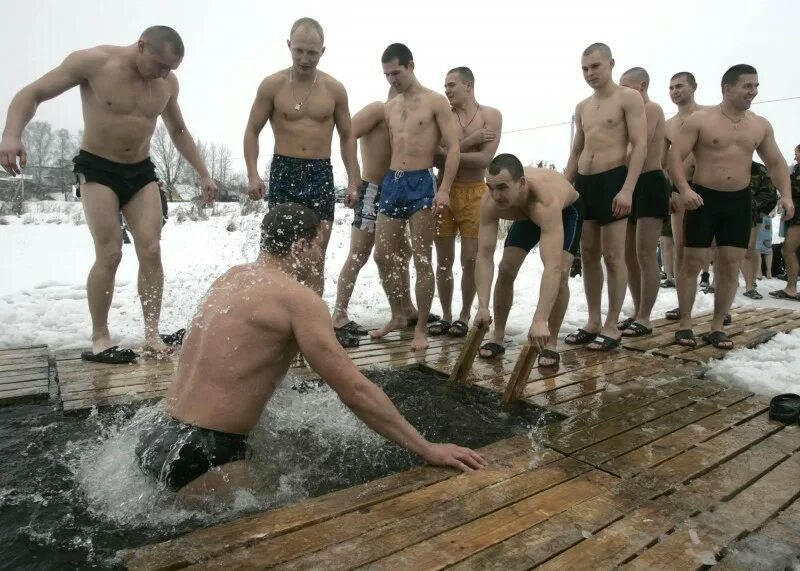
[273,82,335,123]
[582,99,625,134]
[698,117,763,154]
[389,97,436,138]
[83,67,170,118]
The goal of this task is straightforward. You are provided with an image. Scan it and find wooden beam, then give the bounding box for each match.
[502,344,537,406]
[447,324,488,384]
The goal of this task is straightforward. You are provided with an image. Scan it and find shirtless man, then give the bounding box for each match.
[0,26,216,364]
[669,64,794,349]
[430,67,502,339]
[775,144,800,300]
[244,18,360,304]
[331,90,418,336]
[474,154,583,368]
[135,203,486,496]
[618,67,668,338]
[370,43,461,351]
[563,43,647,351]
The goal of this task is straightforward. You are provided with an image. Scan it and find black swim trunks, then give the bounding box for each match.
[684,185,751,249]
[574,165,628,226]
[135,416,249,491]
[630,170,669,222]
[73,150,158,207]
[504,197,584,256]
[268,154,336,221]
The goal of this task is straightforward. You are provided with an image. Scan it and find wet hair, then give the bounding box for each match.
[721,64,757,89]
[141,26,184,58]
[382,43,413,68]
[622,67,649,85]
[290,17,324,42]
[488,154,524,180]
[260,203,320,256]
[582,42,612,59]
[671,71,697,89]
[448,66,474,83]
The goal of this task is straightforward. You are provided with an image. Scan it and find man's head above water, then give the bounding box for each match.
[260,203,324,272]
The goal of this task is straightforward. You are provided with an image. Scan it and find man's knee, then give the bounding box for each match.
[581,240,601,263]
[602,246,626,269]
[96,245,123,270]
[135,240,162,265]
[498,257,522,281]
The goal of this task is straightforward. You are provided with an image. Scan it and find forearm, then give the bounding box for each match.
[564,154,579,183]
[668,151,692,194]
[2,89,39,139]
[534,266,562,322]
[345,380,429,457]
[623,142,647,191]
[440,147,460,189]
[339,133,360,186]
[171,130,210,178]
[475,253,495,310]
[243,130,260,178]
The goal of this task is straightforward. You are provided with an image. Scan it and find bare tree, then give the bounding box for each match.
[216,144,232,186]
[21,121,54,187]
[208,143,218,181]
[150,122,185,196]
[52,128,76,199]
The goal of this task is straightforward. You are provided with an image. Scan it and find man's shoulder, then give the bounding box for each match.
[479,104,502,121]
[68,45,117,72]
[645,100,665,115]
[617,85,643,106]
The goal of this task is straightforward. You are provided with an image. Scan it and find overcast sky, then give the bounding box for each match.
[3,0,799,183]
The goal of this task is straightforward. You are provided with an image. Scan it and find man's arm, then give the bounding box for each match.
[160,76,217,204]
[667,113,703,209]
[243,77,275,199]
[433,95,461,209]
[615,89,648,216]
[756,119,794,221]
[1,49,101,175]
[564,104,584,183]
[332,80,361,199]
[529,202,564,350]
[352,102,386,140]
[291,292,486,472]
[474,198,499,327]
[457,108,503,169]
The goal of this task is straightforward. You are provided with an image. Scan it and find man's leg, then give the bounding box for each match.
[177,460,249,505]
[631,217,664,330]
[306,221,332,296]
[578,221,603,335]
[781,225,800,296]
[480,247,527,357]
[80,183,124,354]
[671,208,685,280]
[457,237,479,324]
[333,227,375,329]
[677,247,708,335]
[372,214,410,338]
[587,219,628,346]
[624,221,641,318]
[122,182,170,352]
[434,235,456,324]
[408,208,436,351]
[661,236,675,281]
[710,246,747,337]
[399,234,418,319]
[539,251,574,366]
[741,226,759,292]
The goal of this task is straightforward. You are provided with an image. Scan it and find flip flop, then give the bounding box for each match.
[446,320,469,338]
[724,313,732,326]
[665,308,680,320]
[617,317,635,331]
[334,320,370,336]
[622,322,653,337]
[702,330,734,350]
[769,290,800,300]
[565,328,596,345]
[335,328,360,348]
[427,320,452,336]
[159,328,186,346]
[537,349,561,368]
[768,393,800,424]
[674,329,696,347]
[742,289,763,300]
[587,334,620,352]
[478,342,505,359]
[81,346,139,365]
[407,313,441,327]
[660,279,676,288]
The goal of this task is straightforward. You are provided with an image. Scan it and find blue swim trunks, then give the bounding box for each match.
[379,168,436,219]
[268,154,335,221]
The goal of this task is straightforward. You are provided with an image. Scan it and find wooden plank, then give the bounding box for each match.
[624,448,800,570]
[360,470,619,570]
[603,396,769,477]
[447,324,487,383]
[536,426,798,571]
[0,347,50,405]
[0,344,48,354]
[573,388,752,469]
[231,457,589,571]
[0,383,50,404]
[0,367,50,383]
[121,437,556,570]
[502,344,536,405]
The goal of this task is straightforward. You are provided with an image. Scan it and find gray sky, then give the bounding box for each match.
[3,0,799,183]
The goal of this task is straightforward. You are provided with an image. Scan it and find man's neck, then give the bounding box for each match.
[258,253,301,279]
[452,96,478,113]
[641,90,651,104]
[593,80,618,98]
[677,100,701,117]
[719,99,746,119]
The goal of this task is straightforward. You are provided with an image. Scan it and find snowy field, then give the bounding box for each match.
[1,200,798,396]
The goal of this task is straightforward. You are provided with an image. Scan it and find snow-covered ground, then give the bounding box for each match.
[1,201,798,396]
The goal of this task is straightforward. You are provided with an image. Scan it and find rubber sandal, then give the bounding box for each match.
[160,328,186,346]
[335,320,370,336]
[81,346,139,365]
[427,320,452,336]
[702,330,734,350]
[478,342,505,359]
[665,308,679,320]
[335,328,360,348]
[446,320,469,338]
[617,317,635,331]
[674,329,696,347]
[742,289,763,300]
[622,322,653,337]
[587,334,621,352]
[724,313,732,326]
[660,279,676,288]
[565,328,596,345]
[769,290,800,301]
[407,313,441,327]
[537,349,561,368]
[768,393,800,424]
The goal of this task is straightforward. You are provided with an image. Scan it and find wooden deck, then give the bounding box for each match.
[0,344,50,405]
[1,306,798,569]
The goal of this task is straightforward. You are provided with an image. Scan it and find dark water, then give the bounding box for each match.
[0,366,561,570]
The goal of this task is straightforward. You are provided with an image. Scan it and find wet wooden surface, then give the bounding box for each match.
[0,344,50,405]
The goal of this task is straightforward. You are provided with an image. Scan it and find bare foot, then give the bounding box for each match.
[145,336,177,357]
[370,316,408,339]
[91,335,114,355]
[410,328,429,351]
